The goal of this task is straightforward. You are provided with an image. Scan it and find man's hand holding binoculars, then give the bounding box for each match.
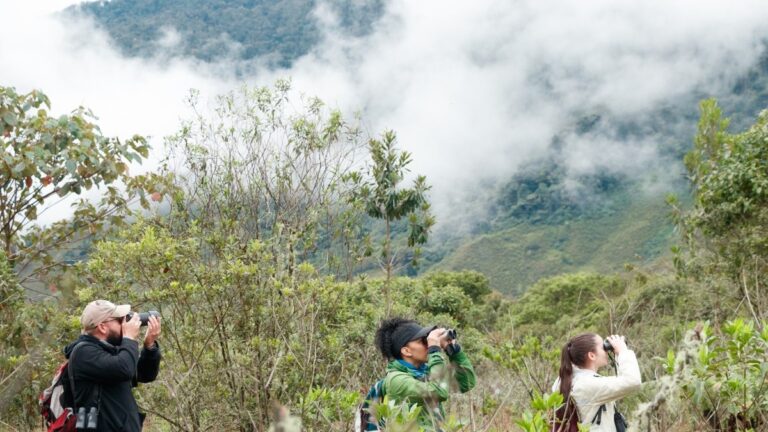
[143,315,161,349]
[122,313,141,341]
[121,312,162,347]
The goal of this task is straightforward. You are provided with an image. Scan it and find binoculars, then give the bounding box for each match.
[125,310,160,326]
[75,406,98,430]
[444,328,460,356]
[603,336,627,352]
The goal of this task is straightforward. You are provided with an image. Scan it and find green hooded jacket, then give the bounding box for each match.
[383,350,476,430]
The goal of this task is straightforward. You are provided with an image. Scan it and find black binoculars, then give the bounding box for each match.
[603,336,627,352]
[444,328,460,356]
[125,310,160,326]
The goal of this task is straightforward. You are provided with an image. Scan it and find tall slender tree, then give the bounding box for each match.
[346,130,434,312]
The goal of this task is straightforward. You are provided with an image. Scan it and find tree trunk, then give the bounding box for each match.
[384,218,391,315]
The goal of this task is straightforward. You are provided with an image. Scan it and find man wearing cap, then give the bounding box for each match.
[372,317,476,430]
[63,300,162,431]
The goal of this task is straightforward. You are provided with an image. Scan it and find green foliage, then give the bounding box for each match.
[423,271,491,303]
[346,130,435,310]
[0,85,169,288]
[0,252,23,342]
[366,397,467,432]
[516,391,577,432]
[492,158,624,226]
[299,387,360,429]
[511,273,624,332]
[0,253,80,428]
[417,284,472,325]
[482,336,560,396]
[80,220,382,430]
[673,99,768,320]
[6,81,768,431]
[435,189,676,295]
[74,219,511,430]
[73,0,383,66]
[651,320,768,431]
[166,81,366,281]
[373,396,423,431]
[41,84,486,430]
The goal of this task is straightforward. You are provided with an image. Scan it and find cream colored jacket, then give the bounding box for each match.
[553,350,642,432]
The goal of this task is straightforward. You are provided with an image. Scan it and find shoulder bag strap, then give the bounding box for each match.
[67,342,87,410]
[591,404,606,425]
[67,342,101,410]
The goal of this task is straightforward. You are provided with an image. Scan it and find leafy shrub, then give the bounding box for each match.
[423,271,491,303]
[510,272,624,334]
[681,320,768,431]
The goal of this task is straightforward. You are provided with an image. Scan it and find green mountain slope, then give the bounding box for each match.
[433,188,677,295]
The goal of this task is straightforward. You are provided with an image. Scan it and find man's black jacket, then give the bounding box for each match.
[64,334,161,432]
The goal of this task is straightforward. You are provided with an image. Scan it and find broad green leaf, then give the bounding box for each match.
[2,111,17,126]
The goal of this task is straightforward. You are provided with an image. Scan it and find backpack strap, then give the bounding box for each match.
[67,342,102,413]
[66,342,87,410]
[590,404,607,425]
[360,378,386,431]
[362,379,385,404]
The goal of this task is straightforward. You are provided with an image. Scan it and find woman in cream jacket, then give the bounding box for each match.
[552,333,642,431]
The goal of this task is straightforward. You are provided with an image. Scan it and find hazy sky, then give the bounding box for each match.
[2,0,768,229]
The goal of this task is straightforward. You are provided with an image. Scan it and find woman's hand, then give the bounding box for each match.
[606,335,627,355]
[427,327,446,348]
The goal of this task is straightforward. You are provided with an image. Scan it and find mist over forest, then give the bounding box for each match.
[2,1,768,431]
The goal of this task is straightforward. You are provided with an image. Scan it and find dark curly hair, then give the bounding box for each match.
[375,317,417,360]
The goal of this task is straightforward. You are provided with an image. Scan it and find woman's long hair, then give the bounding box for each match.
[554,333,599,431]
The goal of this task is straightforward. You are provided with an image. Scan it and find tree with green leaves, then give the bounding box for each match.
[164,81,365,279]
[345,130,434,312]
[0,85,167,291]
[670,99,768,321]
[0,85,168,427]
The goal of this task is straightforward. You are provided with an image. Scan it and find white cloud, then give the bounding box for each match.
[0,1,236,225]
[276,0,768,227]
[0,2,234,153]
[2,0,768,230]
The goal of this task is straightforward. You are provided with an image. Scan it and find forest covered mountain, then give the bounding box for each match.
[69,0,768,293]
[69,0,383,66]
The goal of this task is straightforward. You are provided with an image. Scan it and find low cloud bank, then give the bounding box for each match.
[2,0,768,230]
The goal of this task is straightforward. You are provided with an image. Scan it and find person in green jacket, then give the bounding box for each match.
[373,318,476,430]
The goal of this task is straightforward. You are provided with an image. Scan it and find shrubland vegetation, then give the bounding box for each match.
[1,81,768,432]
